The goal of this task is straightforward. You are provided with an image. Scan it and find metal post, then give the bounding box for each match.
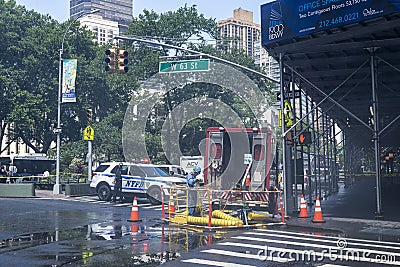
[279,53,288,217]
[299,84,305,196]
[322,114,327,198]
[88,140,92,182]
[53,47,63,195]
[333,120,338,193]
[53,10,99,195]
[291,70,298,213]
[370,48,382,217]
[306,96,312,204]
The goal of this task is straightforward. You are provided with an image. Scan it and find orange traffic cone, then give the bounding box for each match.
[298,195,309,218]
[312,196,325,223]
[168,192,175,217]
[128,196,142,222]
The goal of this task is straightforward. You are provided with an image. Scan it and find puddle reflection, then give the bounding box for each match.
[0,220,226,266]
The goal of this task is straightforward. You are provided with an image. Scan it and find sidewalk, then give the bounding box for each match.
[35,189,67,199]
[285,216,400,241]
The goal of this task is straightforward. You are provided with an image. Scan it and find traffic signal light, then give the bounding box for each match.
[118,49,129,73]
[298,131,312,145]
[105,48,116,73]
[86,108,93,124]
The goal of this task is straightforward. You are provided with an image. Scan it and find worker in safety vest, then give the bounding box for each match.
[186,166,201,215]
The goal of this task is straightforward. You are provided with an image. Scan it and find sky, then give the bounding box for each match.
[15,0,272,24]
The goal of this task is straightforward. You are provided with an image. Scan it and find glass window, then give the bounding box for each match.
[129,166,145,177]
[111,165,128,174]
[211,143,222,159]
[94,164,109,172]
[140,166,168,177]
[253,144,264,161]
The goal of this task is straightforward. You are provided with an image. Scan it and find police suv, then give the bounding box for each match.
[90,162,186,204]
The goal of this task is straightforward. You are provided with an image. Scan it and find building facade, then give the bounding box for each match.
[217,8,279,81]
[70,0,133,31]
[217,8,260,57]
[78,14,119,45]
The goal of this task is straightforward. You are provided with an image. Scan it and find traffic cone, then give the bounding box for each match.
[312,196,325,223]
[168,191,175,217]
[298,195,309,218]
[128,196,142,222]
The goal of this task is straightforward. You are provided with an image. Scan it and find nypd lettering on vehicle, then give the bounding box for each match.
[101,173,171,191]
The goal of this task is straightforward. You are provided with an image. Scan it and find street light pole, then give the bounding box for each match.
[53,10,99,194]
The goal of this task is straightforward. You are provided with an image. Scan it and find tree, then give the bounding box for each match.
[121,5,277,164]
[0,1,101,154]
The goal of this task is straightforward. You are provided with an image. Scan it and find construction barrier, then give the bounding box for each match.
[162,186,285,230]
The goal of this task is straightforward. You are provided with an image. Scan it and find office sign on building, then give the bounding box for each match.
[261,0,400,45]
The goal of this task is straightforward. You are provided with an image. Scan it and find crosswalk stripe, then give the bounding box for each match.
[255,228,400,248]
[138,203,153,207]
[219,242,399,265]
[141,205,161,209]
[181,258,257,267]
[231,236,400,265]
[201,248,292,262]
[246,230,400,251]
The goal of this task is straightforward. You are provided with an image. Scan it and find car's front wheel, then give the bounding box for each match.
[147,186,162,205]
[97,183,112,201]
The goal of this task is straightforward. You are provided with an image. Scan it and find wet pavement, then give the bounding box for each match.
[1,179,399,266]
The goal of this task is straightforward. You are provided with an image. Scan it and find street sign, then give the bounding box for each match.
[83,126,94,141]
[159,59,210,73]
[277,90,300,101]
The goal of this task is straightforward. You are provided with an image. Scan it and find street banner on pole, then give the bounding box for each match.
[61,59,77,103]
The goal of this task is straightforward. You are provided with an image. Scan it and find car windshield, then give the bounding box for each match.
[141,166,168,177]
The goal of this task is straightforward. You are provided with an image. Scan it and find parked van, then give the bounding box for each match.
[156,165,186,178]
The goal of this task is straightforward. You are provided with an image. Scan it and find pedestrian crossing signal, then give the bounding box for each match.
[298,131,312,145]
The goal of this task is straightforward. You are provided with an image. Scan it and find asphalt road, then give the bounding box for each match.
[0,196,174,266]
[1,177,400,266]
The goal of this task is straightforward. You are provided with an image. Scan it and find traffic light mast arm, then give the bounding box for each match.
[113,35,278,84]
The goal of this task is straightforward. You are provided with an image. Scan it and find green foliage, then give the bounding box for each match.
[0,2,276,172]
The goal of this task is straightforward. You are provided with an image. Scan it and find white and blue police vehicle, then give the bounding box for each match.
[90,162,186,204]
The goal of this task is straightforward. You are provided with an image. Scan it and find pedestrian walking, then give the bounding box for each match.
[9,163,17,183]
[186,166,201,215]
[267,185,277,217]
[0,166,7,183]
